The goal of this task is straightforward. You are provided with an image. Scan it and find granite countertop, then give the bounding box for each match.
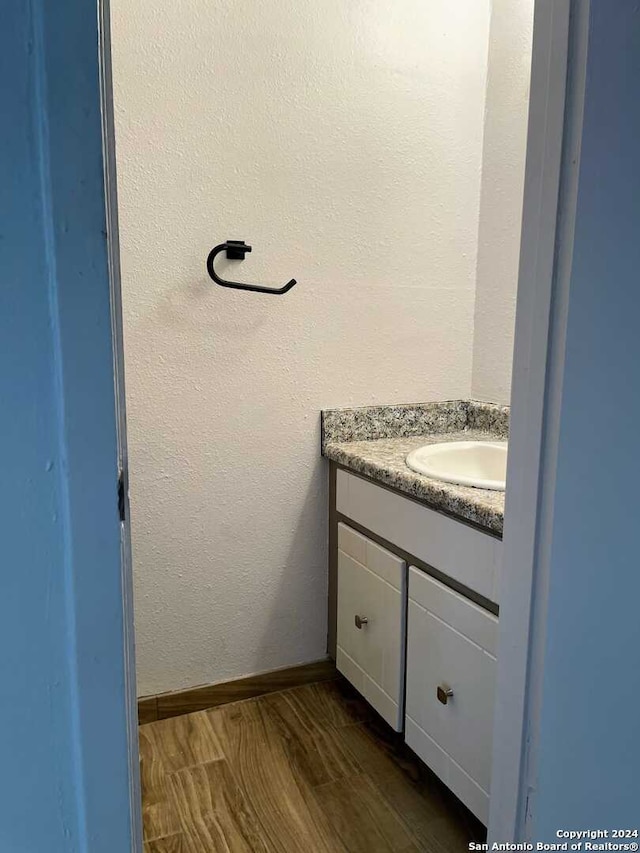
[321,401,508,536]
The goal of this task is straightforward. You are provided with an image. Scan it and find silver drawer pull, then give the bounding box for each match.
[355,615,369,630]
[437,684,454,705]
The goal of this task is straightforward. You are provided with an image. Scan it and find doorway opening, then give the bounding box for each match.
[100,0,550,847]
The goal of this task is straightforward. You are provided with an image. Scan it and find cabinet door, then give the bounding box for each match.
[405,567,498,824]
[336,523,406,730]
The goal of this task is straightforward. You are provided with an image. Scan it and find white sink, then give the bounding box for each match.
[406,441,508,491]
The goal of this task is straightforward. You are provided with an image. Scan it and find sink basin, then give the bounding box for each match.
[406,441,508,491]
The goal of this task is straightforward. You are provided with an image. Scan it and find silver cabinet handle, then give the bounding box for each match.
[437,684,454,705]
[355,615,369,630]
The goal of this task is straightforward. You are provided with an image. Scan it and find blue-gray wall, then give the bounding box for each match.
[0,1,134,850]
[533,1,640,835]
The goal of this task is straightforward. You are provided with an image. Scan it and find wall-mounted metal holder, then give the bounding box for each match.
[206,240,297,295]
[437,684,454,705]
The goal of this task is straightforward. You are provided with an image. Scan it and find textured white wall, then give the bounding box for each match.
[471,0,535,405]
[110,0,491,696]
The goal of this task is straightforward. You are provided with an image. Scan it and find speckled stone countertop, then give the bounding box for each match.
[322,401,508,536]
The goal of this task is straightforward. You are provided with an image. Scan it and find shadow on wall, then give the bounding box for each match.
[252,453,330,676]
[130,416,330,697]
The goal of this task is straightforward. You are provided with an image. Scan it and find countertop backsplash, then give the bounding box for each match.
[322,400,509,449]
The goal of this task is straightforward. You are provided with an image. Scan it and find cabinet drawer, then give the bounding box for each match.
[337,523,406,730]
[336,469,502,603]
[405,567,498,824]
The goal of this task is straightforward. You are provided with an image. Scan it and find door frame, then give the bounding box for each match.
[488,0,590,840]
[98,0,143,849]
[96,0,586,844]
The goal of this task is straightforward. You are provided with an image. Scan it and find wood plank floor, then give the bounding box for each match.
[140,678,487,852]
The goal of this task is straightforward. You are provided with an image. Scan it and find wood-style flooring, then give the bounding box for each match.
[140,678,486,852]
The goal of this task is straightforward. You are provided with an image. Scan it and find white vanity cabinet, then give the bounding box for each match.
[336,522,407,730]
[332,467,502,824]
[336,469,502,603]
[405,567,498,825]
